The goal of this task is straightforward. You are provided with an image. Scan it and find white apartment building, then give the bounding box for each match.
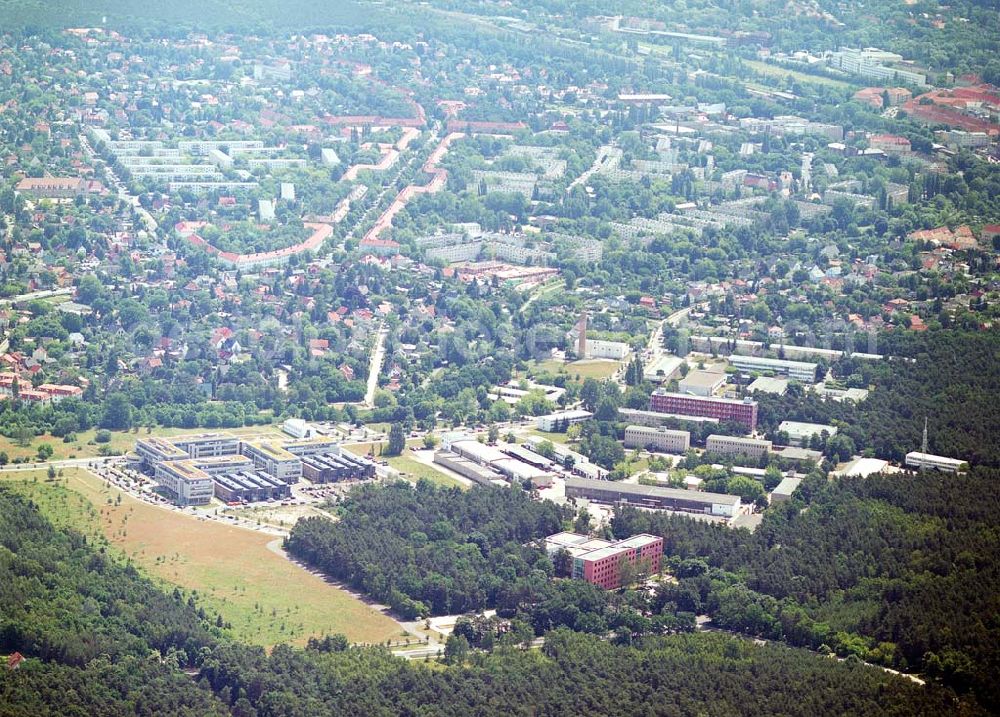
[706,434,772,460]
[624,425,691,453]
[728,355,818,383]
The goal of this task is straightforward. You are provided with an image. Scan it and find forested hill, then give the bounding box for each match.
[0,485,986,716]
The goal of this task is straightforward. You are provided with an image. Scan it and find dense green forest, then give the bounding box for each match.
[285,480,569,618]
[3,485,982,716]
[612,468,1000,705]
[753,330,1000,466]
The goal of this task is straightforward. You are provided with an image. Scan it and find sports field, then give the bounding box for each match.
[0,468,401,647]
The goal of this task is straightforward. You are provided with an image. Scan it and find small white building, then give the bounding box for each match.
[904,452,967,473]
[282,418,314,439]
[258,199,275,222]
[535,410,593,432]
[778,420,838,447]
[584,339,630,360]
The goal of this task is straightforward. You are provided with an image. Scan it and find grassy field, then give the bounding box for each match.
[0,424,285,464]
[566,359,622,380]
[0,468,401,647]
[741,59,854,90]
[525,358,621,381]
[343,444,466,489]
[388,454,466,489]
[526,430,574,446]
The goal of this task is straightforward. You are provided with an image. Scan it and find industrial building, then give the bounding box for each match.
[677,370,727,397]
[543,531,663,590]
[650,389,758,431]
[623,425,691,453]
[564,477,741,518]
[706,434,772,460]
[770,477,802,503]
[523,436,608,479]
[728,355,818,383]
[535,410,592,432]
[448,439,509,466]
[433,450,507,487]
[904,451,968,473]
[643,355,684,383]
[301,452,377,483]
[777,421,838,447]
[214,471,292,503]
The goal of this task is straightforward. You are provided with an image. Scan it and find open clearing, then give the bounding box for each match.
[343,444,465,489]
[0,468,400,647]
[526,358,621,381]
[741,59,854,90]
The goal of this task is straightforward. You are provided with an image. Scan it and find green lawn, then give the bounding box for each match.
[525,358,621,381]
[0,467,401,647]
[387,454,467,490]
[742,59,854,90]
[526,430,573,446]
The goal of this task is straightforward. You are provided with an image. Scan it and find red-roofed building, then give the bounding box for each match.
[868,134,911,155]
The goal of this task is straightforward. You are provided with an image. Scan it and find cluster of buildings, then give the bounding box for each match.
[826,47,927,87]
[0,373,84,404]
[134,432,376,505]
[434,432,610,488]
[543,531,663,590]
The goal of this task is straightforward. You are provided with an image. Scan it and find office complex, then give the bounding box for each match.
[705,434,772,460]
[543,532,663,590]
[135,433,375,505]
[623,425,691,453]
[649,389,758,431]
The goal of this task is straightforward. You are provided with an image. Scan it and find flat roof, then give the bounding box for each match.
[245,440,296,460]
[652,390,755,407]
[627,425,689,437]
[772,477,802,496]
[905,451,966,466]
[537,409,593,421]
[729,354,817,370]
[679,370,726,388]
[615,534,662,549]
[565,476,740,505]
[778,421,838,436]
[748,376,789,394]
